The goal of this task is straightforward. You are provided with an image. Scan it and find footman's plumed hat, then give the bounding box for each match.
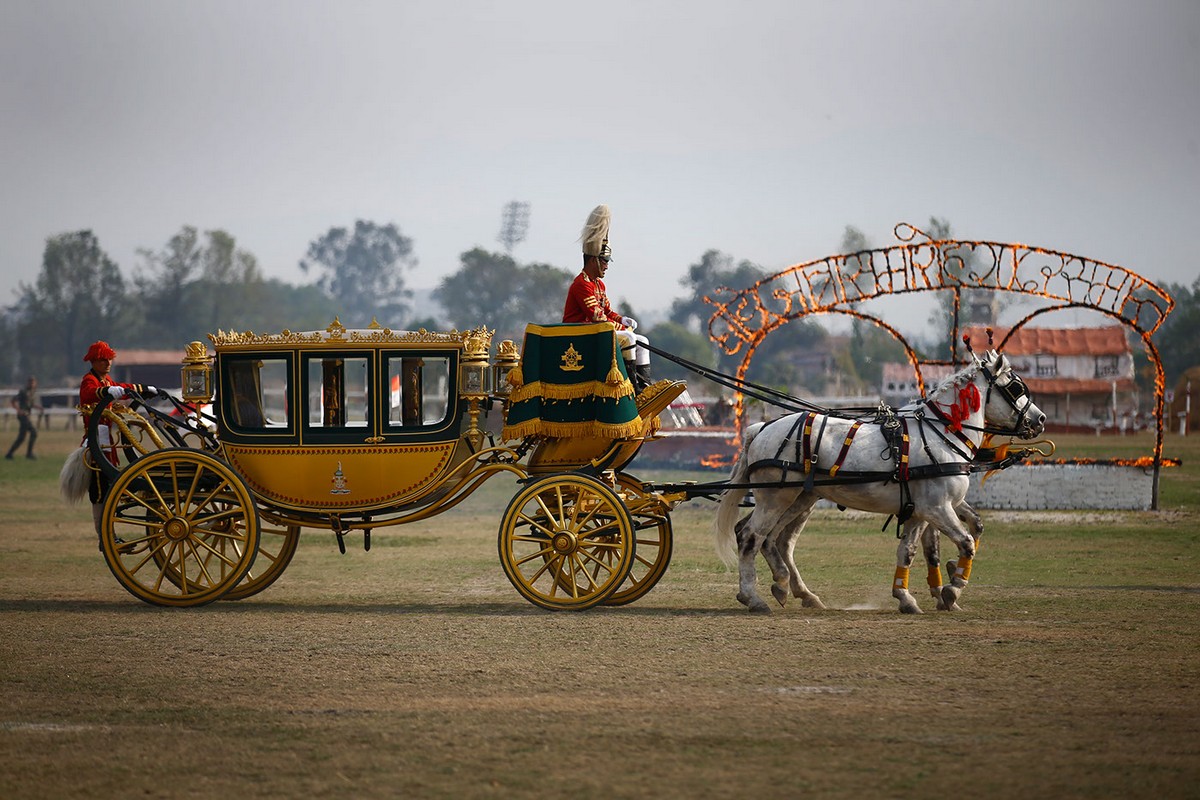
[83,341,116,362]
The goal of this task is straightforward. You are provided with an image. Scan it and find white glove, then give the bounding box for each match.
[145,384,165,398]
[620,316,638,331]
[104,386,126,400]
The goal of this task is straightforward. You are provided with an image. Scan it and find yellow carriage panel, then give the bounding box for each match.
[223,441,466,512]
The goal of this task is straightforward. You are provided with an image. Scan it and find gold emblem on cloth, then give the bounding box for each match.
[560,343,585,372]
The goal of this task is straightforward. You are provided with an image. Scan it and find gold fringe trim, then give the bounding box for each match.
[509,378,634,404]
[502,417,645,441]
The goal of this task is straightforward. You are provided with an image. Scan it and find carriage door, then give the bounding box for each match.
[303,354,373,444]
[382,351,456,441]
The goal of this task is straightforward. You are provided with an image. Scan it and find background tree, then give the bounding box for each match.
[923,216,1010,359]
[14,231,127,382]
[1150,276,1200,386]
[645,321,716,382]
[131,226,202,346]
[434,248,572,342]
[669,249,766,334]
[193,229,263,333]
[835,225,906,392]
[299,220,417,327]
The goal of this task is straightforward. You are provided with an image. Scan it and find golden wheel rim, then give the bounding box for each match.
[603,473,673,606]
[221,519,300,601]
[498,474,635,611]
[101,449,259,607]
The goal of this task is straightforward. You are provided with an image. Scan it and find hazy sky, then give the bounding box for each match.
[3,0,1198,337]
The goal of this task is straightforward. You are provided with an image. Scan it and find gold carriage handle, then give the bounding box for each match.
[364,435,385,444]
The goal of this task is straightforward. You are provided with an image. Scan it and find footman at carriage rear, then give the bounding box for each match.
[69,340,168,548]
[563,203,654,393]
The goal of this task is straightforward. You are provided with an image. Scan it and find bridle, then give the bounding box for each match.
[973,353,1038,437]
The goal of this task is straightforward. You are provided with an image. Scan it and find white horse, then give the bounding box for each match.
[715,348,1044,614]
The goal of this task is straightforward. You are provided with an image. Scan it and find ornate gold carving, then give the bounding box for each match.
[183,341,210,364]
[208,319,491,348]
[560,343,584,372]
[497,339,520,361]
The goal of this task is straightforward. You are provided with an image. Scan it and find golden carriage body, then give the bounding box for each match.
[88,319,687,610]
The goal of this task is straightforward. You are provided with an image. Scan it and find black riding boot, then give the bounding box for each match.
[623,359,637,389]
[635,363,652,393]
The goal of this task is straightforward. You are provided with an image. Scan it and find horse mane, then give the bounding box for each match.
[925,359,981,399]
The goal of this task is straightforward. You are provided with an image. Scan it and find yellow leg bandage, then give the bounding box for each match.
[953,556,973,582]
[893,566,910,590]
[926,564,942,589]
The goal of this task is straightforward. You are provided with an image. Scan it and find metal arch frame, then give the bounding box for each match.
[703,222,1176,510]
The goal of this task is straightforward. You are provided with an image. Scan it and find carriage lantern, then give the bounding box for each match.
[491,339,520,399]
[459,330,493,448]
[180,341,214,403]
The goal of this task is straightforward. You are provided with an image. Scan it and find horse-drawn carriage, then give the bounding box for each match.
[80,317,1046,613]
[82,318,688,610]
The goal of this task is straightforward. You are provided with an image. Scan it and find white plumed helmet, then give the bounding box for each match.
[579,204,612,260]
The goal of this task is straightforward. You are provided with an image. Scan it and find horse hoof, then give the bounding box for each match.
[801,595,826,610]
[736,592,751,607]
[940,585,961,609]
[748,599,772,614]
[894,589,922,614]
[770,585,788,607]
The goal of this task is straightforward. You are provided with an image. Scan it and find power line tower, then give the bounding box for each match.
[497,201,531,254]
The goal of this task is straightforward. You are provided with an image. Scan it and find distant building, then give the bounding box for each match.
[962,325,1138,431]
[880,362,954,407]
[109,349,191,389]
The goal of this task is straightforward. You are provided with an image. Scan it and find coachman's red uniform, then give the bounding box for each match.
[562,272,631,330]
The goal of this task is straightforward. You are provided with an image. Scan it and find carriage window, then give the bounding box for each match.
[307,357,370,428]
[385,355,451,428]
[225,357,290,429]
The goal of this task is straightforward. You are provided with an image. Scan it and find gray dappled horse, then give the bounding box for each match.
[715,348,1045,614]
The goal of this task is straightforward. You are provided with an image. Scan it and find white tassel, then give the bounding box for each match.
[59,446,90,505]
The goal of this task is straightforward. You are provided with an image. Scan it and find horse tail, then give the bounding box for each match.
[714,422,764,568]
[59,445,90,505]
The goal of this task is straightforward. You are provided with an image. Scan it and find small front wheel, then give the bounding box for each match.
[498,474,635,611]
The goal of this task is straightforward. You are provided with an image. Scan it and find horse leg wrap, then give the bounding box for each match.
[952,556,973,583]
[893,566,910,591]
[926,564,942,590]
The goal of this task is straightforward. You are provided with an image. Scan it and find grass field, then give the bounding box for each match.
[1,427,1197,798]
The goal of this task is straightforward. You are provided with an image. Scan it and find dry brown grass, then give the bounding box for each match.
[1,428,1198,798]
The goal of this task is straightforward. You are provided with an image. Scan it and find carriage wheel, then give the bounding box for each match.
[603,473,673,606]
[146,509,297,601]
[100,449,259,607]
[498,474,635,611]
[221,519,300,601]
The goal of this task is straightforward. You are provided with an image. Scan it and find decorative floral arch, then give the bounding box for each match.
[704,223,1175,506]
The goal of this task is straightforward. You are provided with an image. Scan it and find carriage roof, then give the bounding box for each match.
[207,317,488,354]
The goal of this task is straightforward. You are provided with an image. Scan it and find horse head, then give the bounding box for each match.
[974,349,1046,439]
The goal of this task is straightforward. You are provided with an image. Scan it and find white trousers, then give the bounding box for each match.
[615,330,650,366]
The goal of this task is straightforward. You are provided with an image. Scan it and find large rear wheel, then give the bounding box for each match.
[498,474,635,611]
[100,449,259,607]
[222,518,300,601]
